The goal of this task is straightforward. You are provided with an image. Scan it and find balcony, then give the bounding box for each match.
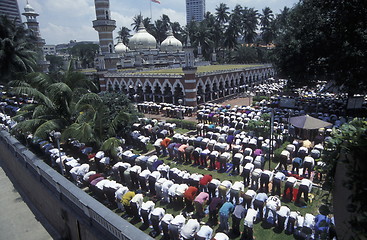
[92,19,116,27]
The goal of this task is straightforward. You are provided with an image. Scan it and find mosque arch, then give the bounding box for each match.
[173,83,184,105]
[144,81,153,102]
[120,80,127,94]
[172,80,185,95]
[163,83,173,103]
[106,80,113,92]
[153,82,163,103]
[135,79,144,88]
[113,80,120,92]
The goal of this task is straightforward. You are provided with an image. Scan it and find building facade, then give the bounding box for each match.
[102,65,275,107]
[0,0,22,25]
[186,0,205,24]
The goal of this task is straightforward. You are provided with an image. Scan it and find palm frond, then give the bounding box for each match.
[75,92,103,110]
[62,122,98,144]
[12,118,46,134]
[108,111,132,136]
[47,82,73,103]
[101,137,122,158]
[33,119,66,140]
[11,86,55,110]
[32,105,54,119]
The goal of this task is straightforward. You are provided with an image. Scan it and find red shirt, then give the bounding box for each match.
[161,138,171,147]
[199,174,213,186]
[184,186,198,201]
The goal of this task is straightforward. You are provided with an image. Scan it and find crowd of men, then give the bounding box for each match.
[1,86,349,240]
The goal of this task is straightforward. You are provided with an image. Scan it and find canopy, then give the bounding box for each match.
[289,115,332,130]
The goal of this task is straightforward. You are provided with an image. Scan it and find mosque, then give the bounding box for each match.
[92,0,276,107]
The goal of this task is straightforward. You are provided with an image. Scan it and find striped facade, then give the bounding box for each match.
[102,65,276,107]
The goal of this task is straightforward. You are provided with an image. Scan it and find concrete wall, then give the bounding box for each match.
[0,130,153,240]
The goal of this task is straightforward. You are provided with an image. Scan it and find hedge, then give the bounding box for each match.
[166,119,197,130]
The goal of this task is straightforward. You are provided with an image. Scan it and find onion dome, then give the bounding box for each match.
[115,37,129,54]
[129,23,157,50]
[160,26,182,52]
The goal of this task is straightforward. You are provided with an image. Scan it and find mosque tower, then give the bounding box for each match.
[22,0,49,72]
[182,36,198,107]
[92,0,119,71]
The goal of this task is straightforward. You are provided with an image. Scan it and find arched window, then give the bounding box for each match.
[109,43,113,53]
[105,10,109,20]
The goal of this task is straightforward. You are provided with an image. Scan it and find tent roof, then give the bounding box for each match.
[289,115,332,130]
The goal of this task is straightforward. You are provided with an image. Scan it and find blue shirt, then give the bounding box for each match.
[255,192,268,202]
[219,202,234,216]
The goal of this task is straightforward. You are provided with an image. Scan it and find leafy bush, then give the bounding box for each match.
[166,119,196,130]
[253,95,270,102]
[273,141,290,162]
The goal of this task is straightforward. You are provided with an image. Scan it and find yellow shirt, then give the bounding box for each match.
[121,191,135,206]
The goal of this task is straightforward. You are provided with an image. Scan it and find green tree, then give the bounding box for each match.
[233,45,259,63]
[215,3,230,24]
[260,7,274,44]
[0,16,37,83]
[273,0,367,93]
[242,8,258,44]
[69,43,99,68]
[131,14,143,32]
[46,55,64,72]
[117,26,131,45]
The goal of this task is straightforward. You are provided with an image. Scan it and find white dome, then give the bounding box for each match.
[129,23,157,50]
[115,38,129,54]
[160,28,182,52]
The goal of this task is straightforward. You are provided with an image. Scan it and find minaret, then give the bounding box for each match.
[22,1,49,72]
[182,35,198,107]
[92,0,119,71]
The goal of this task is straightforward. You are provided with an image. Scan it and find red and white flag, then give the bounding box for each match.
[151,0,160,3]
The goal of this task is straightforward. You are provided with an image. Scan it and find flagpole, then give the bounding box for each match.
[150,0,152,20]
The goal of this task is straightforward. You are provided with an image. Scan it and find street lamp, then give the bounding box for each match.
[54,131,64,175]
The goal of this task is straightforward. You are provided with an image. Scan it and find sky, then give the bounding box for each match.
[18,0,299,45]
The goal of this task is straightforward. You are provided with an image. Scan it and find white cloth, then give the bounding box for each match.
[244,208,257,228]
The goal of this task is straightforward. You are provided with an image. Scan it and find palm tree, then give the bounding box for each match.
[223,22,238,50]
[242,8,259,44]
[193,22,214,59]
[9,68,98,139]
[260,7,275,44]
[142,17,154,33]
[215,3,230,24]
[273,7,290,37]
[0,16,38,83]
[171,21,184,42]
[131,14,143,32]
[231,4,243,35]
[117,26,131,45]
[153,19,167,44]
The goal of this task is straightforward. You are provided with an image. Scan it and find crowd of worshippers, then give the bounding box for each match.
[15,110,336,240]
[129,118,176,153]
[137,102,195,118]
[43,140,335,240]
[251,80,287,96]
